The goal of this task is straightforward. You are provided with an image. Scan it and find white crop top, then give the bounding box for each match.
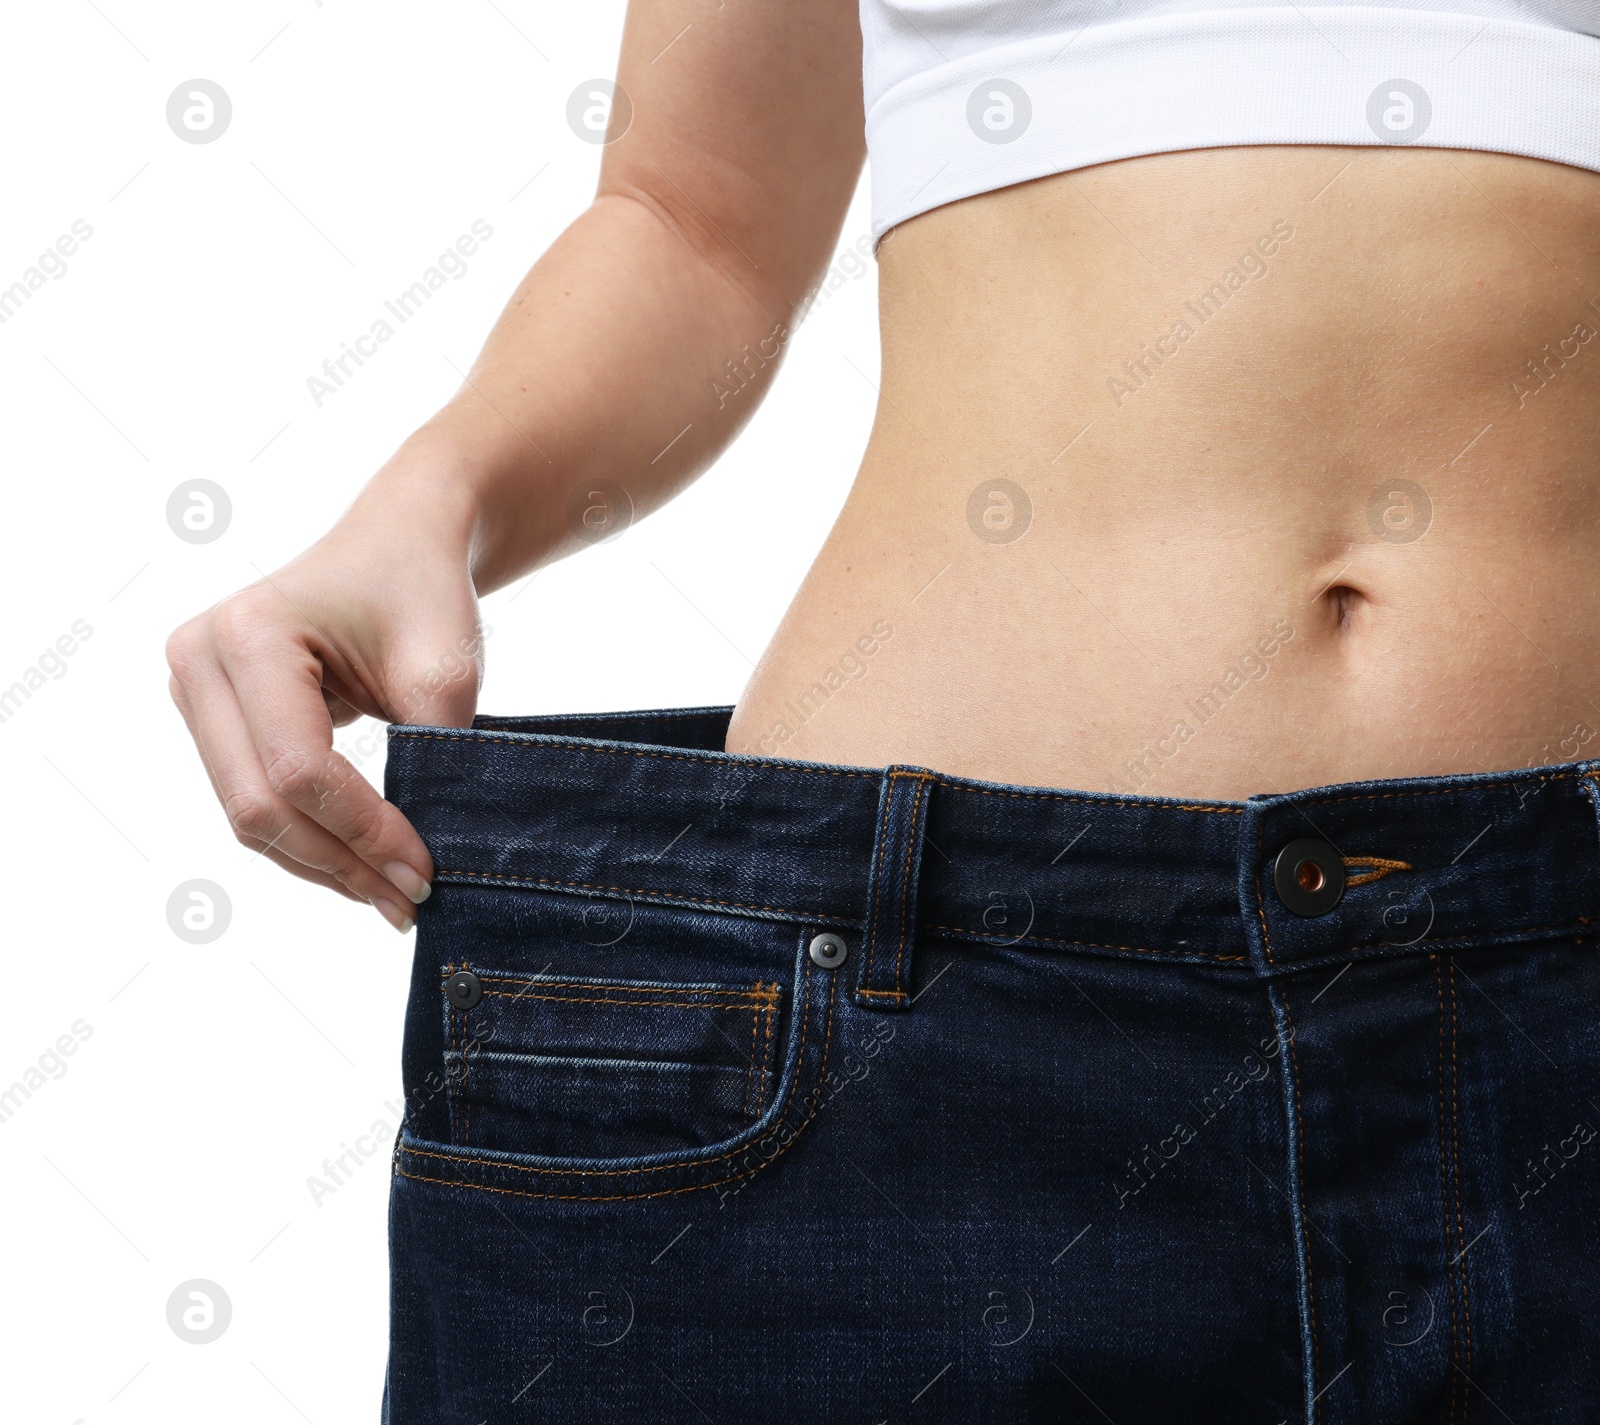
[860,1,1600,236]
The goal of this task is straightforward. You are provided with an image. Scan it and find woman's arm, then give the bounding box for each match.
[165,0,865,929]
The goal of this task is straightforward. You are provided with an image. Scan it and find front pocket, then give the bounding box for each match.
[398,928,840,1203]
[442,968,784,1158]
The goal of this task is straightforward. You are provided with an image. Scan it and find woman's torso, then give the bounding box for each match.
[727,144,1600,796]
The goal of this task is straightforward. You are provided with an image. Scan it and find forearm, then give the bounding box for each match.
[357,192,798,593]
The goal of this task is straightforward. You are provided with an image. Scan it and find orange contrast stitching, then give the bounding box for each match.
[742,995,761,1120]
[1250,921,1589,969]
[391,729,878,780]
[756,989,777,1114]
[1280,990,1322,1423]
[1435,955,1463,1424]
[433,867,852,926]
[471,990,774,1013]
[467,974,779,1004]
[1343,855,1414,889]
[399,962,838,1200]
[402,960,828,1181]
[1297,771,1575,809]
[919,923,1250,963]
[393,728,1260,812]
[943,783,1243,813]
[439,878,1251,962]
[1449,955,1474,1400]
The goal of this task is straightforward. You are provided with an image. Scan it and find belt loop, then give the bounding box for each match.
[855,766,935,1011]
[1578,761,1600,827]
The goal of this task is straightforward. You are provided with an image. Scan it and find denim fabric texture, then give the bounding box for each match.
[382,707,1600,1423]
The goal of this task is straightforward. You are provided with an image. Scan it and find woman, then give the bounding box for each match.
[167,1,1600,1419]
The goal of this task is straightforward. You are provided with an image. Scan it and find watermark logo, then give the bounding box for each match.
[566,479,634,545]
[166,80,232,144]
[1511,305,1600,408]
[307,220,495,408]
[0,1020,93,1126]
[1514,1120,1596,1210]
[0,620,95,728]
[1366,80,1431,144]
[306,1102,406,1206]
[711,321,790,408]
[1366,479,1431,544]
[1108,221,1295,408]
[1380,1284,1436,1347]
[579,1284,634,1345]
[978,1283,1035,1347]
[0,220,95,327]
[578,895,635,947]
[166,479,232,545]
[166,880,231,944]
[979,890,1036,945]
[567,80,632,145]
[794,231,885,326]
[747,620,895,755]
[967,79,1031,144]
[166,1279,232,1343]
[966,479,1032,544]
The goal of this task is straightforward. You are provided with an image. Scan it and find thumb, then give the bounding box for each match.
[384,624,485,730]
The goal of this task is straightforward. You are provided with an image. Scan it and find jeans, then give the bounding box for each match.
[382,706,1600,1423]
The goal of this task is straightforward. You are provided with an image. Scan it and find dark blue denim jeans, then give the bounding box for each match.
[382,707,1600,1423]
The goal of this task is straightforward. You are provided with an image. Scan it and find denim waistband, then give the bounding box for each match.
[384,706,1600,987]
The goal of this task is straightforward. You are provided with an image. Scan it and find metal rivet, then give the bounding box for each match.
[808,932,848,969]
[1273,839,1346,918]
[445,970,483,1009]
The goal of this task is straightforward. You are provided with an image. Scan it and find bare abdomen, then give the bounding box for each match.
[728,145,1600,796]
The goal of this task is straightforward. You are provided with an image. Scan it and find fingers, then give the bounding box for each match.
[166,607,428,929]
[207,596,436,904]
[170,652,419,929]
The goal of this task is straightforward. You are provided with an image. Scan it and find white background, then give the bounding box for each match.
[0,3,876,1420]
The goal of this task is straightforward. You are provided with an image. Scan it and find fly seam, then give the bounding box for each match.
[1434,955,1464,1424]
[1449,956,1474,1392]
[1280,991,1321,1422]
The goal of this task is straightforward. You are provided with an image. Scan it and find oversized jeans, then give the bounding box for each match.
[382,706,1600,1423]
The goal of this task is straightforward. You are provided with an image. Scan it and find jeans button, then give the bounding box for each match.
[808,933,848,969]
[1273,839,1346,917]
[445,970,483,1009]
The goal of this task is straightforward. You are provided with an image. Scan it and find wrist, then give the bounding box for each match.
[382,403,569,592]
[342,419,497,566]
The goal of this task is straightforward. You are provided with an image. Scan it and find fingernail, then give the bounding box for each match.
[373,896,415,934]
[384,862,432,905]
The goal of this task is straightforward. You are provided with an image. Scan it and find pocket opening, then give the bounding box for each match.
[440,965,788,1159]
[396,927,842,1202]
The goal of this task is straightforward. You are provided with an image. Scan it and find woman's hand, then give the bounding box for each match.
[166,0,866,927]
[166,445,483,931]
